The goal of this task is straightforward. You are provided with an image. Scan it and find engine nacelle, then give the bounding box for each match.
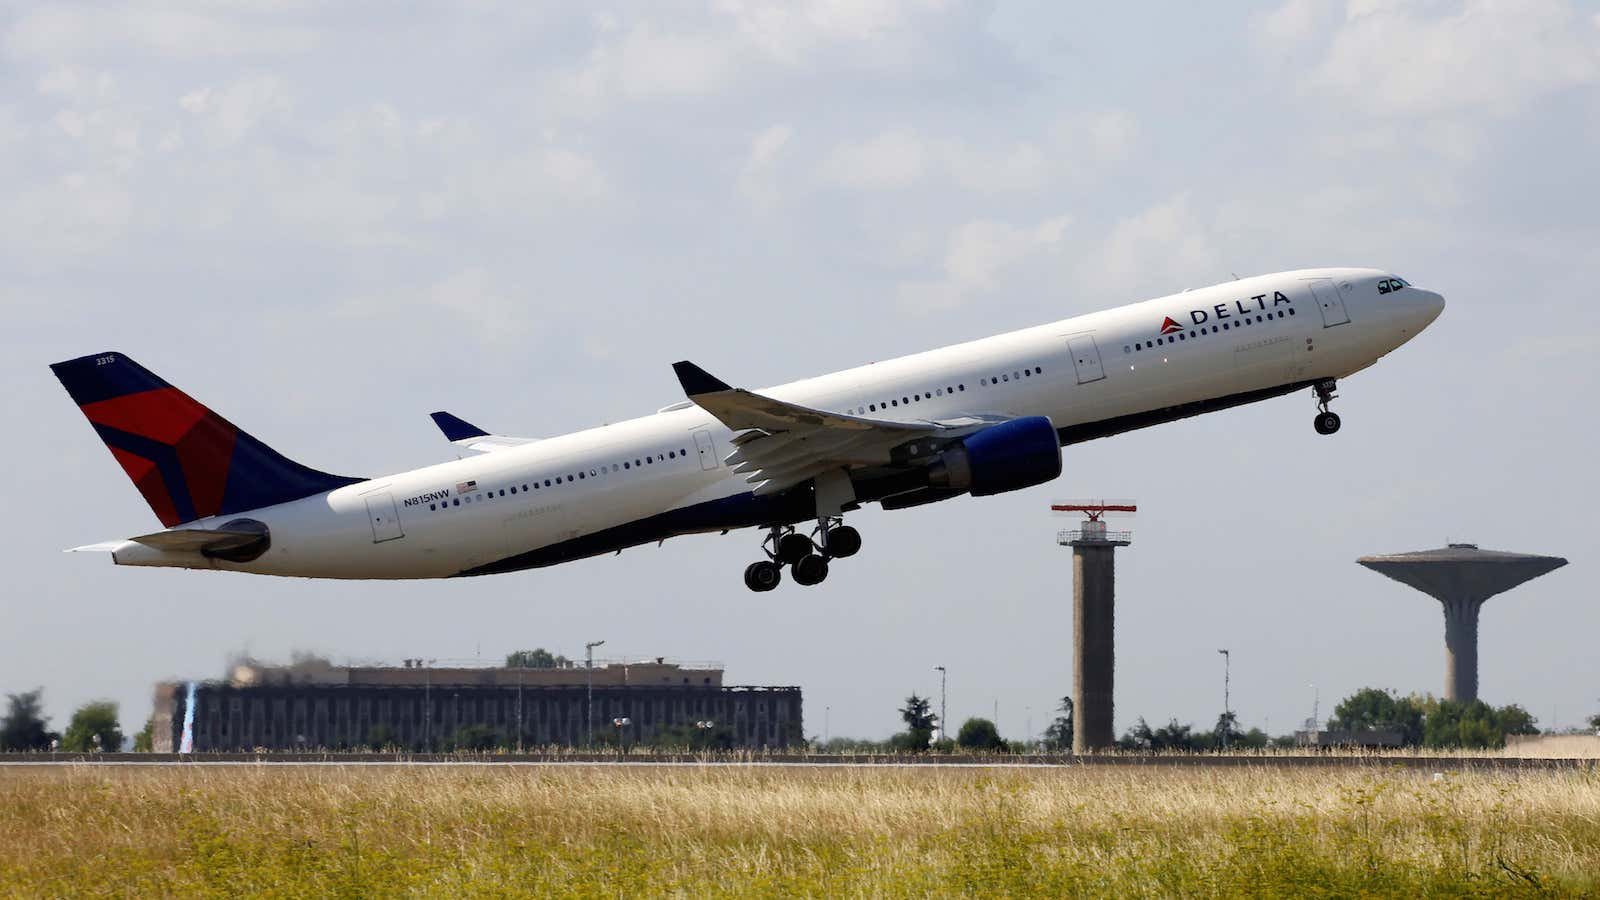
[927,416,1062,497]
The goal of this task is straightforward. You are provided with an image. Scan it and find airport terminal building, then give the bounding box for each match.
[152,658,802,752]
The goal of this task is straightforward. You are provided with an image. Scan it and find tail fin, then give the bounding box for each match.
[50,352,365,527]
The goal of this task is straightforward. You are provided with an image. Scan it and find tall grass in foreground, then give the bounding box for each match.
[2,766,1597,897]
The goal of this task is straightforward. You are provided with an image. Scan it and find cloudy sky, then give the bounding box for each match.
[3,0,1597,742]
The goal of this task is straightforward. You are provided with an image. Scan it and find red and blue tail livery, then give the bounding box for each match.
[50,352,363,528]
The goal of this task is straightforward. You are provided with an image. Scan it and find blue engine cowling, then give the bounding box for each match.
[926,416,1062,496]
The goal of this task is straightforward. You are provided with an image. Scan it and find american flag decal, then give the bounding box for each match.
[456,480,478,494]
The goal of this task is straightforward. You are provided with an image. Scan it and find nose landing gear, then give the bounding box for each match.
[1312,379,1342,435]
[743,520,863,591]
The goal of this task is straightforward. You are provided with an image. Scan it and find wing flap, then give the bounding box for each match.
[671,360,954,494]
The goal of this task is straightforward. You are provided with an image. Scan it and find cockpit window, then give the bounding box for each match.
[1378,276,1408,294]
[1378,280,1392,294]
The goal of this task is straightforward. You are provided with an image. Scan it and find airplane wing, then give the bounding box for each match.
[429,411,540,455]
[672,361,968,496]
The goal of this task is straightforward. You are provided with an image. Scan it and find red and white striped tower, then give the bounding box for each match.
[1054,500,1135,753]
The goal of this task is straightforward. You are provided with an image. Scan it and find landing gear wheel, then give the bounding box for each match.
[1314,411,1341,435]
[792,554,829,586]
[743,560,782,592]
[776,533,815,565]
[825,525,861,558]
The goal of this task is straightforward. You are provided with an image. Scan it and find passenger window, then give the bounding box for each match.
[544,479,552,487]
[452,499,460,506]
[1034,367,1042,374]
[958,384,965,391]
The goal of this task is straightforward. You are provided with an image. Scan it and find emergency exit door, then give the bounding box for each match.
[693,429,720,471]
[1308,278,1350,327]
[1066,334,1106,384]
[364,490,405,543]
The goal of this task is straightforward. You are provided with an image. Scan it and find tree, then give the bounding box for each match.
[1329,687,1425,745]
[1589,711,1600,734]
[0,689,58,751]
[133,718,154,752]
[1418,699,1537,749]
[1043,696,1074,751]
[1118,717,1197,752]
[62,701,122,752]
[956,717,1004,751]
[505,648,570,669]
[1213,711,1243,749]
[893,694,936,752]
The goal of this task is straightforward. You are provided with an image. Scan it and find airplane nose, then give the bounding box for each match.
[1417,289,1445,326]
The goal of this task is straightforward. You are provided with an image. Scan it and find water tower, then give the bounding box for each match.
[1054,500,1135,752]
[1357,543,1567,702]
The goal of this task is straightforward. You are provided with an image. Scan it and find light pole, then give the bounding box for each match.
[824,706,830,745]
[1217,649,1231,750]
[934,666,947,744]
[586,639,605,749]
[516,666,524,753]
[1308,682,1320,739]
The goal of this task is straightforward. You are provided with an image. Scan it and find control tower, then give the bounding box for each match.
[1357,543,1567,702]
[1055,500,1134,753]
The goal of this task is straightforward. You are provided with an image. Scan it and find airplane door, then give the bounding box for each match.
[693,429,720,471]
[1066,335,1106,384]
[1308,278,1350,328]
[364,490,405,543]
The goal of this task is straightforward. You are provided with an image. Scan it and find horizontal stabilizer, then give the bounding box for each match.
[429,410,539,455]
[129,528,267,553]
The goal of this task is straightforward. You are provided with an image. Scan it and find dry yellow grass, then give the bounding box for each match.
[2,764,1597,897]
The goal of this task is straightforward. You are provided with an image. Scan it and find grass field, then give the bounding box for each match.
[3,764,1598,897]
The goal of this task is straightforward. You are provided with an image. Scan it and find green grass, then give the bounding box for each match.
[2,765,1597,897]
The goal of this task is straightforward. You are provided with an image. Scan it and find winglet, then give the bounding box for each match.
[430,411,490,441]
[672,360,733,397]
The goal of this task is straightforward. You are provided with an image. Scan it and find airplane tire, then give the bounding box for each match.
[825,525,861,558]
[777,533,815,565]
[1314,412,1341,435]
[745,560,782,592]
[792,554,829,586]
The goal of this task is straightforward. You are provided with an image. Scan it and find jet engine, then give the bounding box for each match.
[926,416,1062,496]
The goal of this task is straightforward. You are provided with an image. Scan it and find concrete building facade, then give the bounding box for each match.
[152,658,801,752]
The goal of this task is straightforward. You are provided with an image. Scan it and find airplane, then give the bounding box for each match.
[52,267,1443,591]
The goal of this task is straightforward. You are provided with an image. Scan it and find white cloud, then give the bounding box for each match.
[717,0,952,63]
[897,215,1070,311]
[820,110,1136,194]
[738,124,793,209]
[818,130,928,189]
[547,23,741,108]
[1080,195,1216,295]
[179,76,292,145]
[1262,0,1600,117]
[4,5,318,61]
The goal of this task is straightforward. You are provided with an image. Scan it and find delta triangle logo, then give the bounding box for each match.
[1159,316,1184,335]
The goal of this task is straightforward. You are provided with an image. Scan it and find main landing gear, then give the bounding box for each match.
[743,519,861,592]
[1312,379,1342,435]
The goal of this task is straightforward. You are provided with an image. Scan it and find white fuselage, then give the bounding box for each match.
[109,268,1444,579]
